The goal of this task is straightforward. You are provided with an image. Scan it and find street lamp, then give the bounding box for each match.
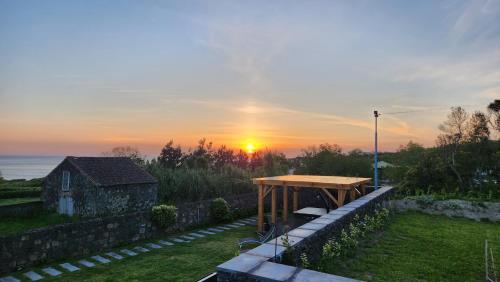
[374,110,379,190]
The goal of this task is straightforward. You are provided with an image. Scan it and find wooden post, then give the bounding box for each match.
[337,189,347,207]
[258,184,264,232]
[361,184,366,195]
[293,187,299,211]
[283,185,288,222]
[271,186,277,224]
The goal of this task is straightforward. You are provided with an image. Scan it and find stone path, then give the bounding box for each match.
[1,216,257,281]
[41,267,62,277]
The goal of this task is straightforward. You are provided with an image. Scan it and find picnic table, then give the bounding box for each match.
[252,175,371,232]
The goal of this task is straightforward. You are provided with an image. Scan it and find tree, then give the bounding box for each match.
[436,107,468,191]
[487,99,500,134]
[467,111,490,142]
[102,146,145,166]
[183,138,214,169]
[213,145,235,169]
[234,150,249,169]
[158,140,183,169]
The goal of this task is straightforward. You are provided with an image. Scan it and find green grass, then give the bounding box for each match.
[21,225,255,282]
[0,213,77,236]
[0,197,40,206]
[319,211,500,282]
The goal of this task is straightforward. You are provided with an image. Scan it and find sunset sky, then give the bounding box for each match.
[1,0,499,157]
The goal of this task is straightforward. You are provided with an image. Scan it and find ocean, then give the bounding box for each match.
[0,156,65,180]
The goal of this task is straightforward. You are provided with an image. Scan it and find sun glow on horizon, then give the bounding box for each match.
[245,143,255,154]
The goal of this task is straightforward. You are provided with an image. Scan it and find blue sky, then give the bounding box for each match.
[1,0,499,156]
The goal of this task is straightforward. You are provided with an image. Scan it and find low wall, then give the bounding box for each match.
[216,186,394,282]
[0,201,43,218]
[0,211,153,274]
[0,192,259,275]
[391,198,500,222]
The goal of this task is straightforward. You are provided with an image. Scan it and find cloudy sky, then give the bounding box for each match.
[1,0,499,156]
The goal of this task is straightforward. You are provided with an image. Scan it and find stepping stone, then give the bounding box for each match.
[133,246,150,253]
[79,259,96,267]
[60,262,80,272]
[208,227,224,232]
[189,232,205,238]
[146,243,162,249]
[106,252,124,260]
[121,249,138,256]
[181,235,196,240]
[233,222,245,226]
[158,240,174,246]
[42,267,62,277]
[171,238,188,243]
[23,271,43,281]
[226,224,239,228]
[0,276,20,282]
[92,255,111,264]
[217,226,231,230]
[198,230,216,235]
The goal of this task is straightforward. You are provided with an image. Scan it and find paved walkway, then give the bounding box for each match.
[0,217,257,282]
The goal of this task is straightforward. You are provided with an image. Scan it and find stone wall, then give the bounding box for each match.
[391,198,500,222]
[0,211,153,274]
[216,186,394,282]
[0,201,43,218]
[0,192,259,275]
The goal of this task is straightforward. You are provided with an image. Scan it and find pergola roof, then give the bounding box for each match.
[252,175,371,189]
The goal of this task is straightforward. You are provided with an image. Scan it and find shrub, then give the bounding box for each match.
[152,205,177,228]
[210,198,231,223]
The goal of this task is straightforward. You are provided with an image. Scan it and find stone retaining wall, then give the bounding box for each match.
[0,201,43,218]
[391,198,500,222]
[216,186,394,282]
[0,192,259,275]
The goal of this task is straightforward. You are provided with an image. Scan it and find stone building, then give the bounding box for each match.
[42,157,158,217]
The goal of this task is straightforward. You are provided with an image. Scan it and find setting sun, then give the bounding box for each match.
[245,143,255,154]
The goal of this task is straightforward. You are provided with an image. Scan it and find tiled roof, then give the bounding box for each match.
[65,157,157,186]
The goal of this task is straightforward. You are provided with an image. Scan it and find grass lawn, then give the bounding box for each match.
[321,211,500,282]
[0,197,40,207]
[22,225,255,282]
[0,213,77,236]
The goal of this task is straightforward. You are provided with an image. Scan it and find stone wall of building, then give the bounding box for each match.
[94,183,158,216]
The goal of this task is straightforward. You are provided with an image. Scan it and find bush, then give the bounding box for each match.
[151,205,177,228]
[210,198,231,223]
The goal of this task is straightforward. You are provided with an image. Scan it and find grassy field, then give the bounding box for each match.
[0,213,78,236]
[320,211,500,282]
[19,225,255,282]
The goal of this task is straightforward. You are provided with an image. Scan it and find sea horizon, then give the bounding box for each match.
[0,155,65,180]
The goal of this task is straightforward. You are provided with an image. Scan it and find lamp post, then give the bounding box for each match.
[374,110,379,190]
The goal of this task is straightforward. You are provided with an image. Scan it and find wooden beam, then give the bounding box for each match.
[355,187,362,196]
[283,185,288,222]
[293,187,299,211]
[320,188,338,206]
[350,186,356,201]
[271,186,277,224]
[337,189,347,207]
[263,186,272,198]
[258,184,264,232]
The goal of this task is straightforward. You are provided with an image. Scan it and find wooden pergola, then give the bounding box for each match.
[252,175,371,232]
